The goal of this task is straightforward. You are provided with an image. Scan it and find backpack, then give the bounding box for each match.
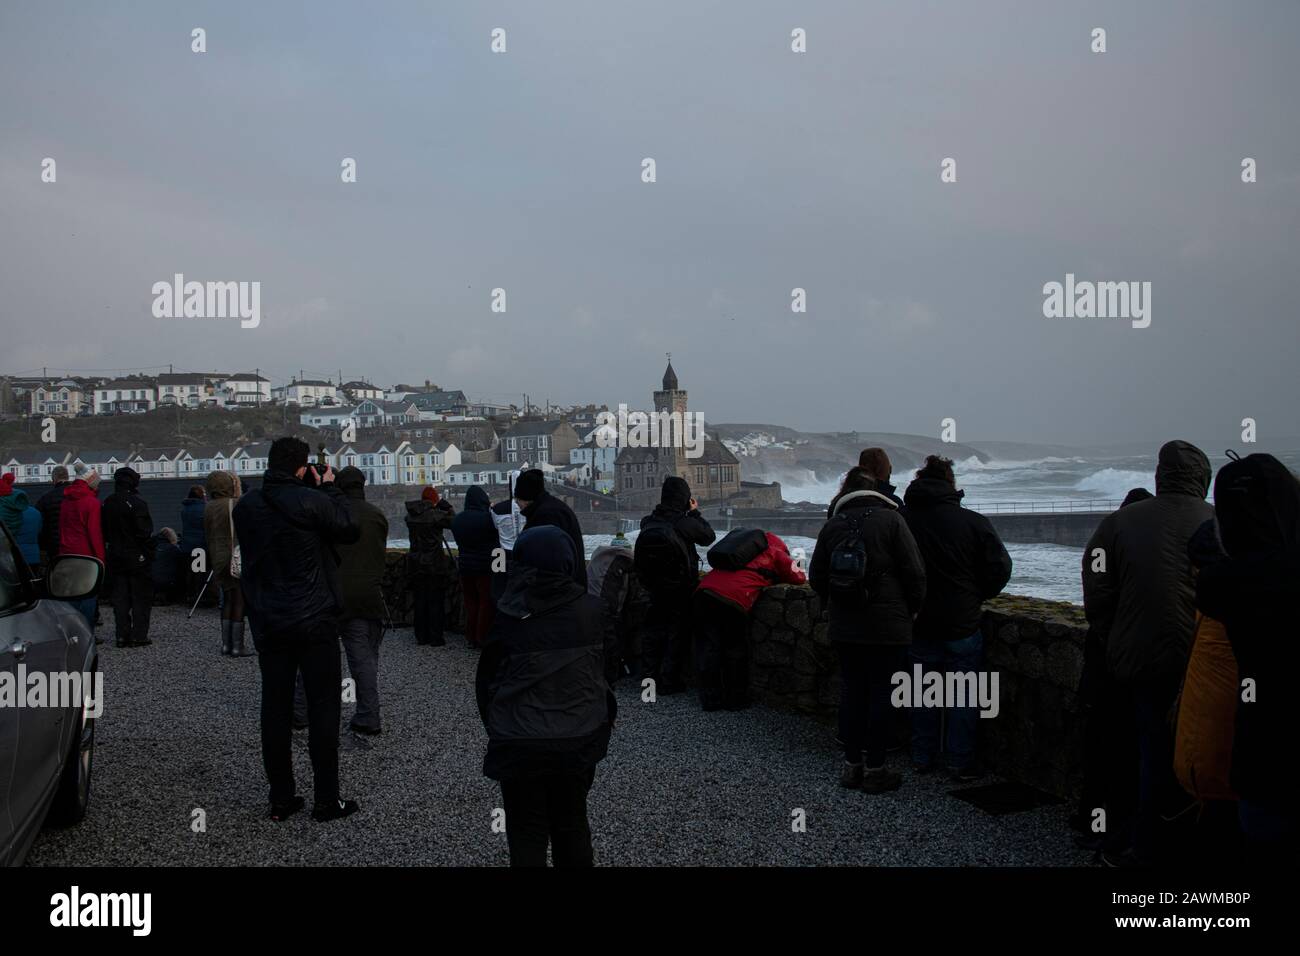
[633,519,693,591]
[828,512,870,598]
[707,528,768,571]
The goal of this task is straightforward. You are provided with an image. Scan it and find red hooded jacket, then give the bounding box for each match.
[698,532,807,612]
[59,479,104,562]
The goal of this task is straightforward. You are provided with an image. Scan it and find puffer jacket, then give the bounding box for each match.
[16,503,42,567]
[903,477,1013,642]
[475,565,617,780]
[335,486,390,621]
[1083,440,1213,686]
[101,467,155,573]
[0,486,28,539]
[405,498,455,583]
[451,486,499,575]
[698,531,807,613]
[232,469,359,637]
[203,471,241,588]
[59,479,104,562]
[179,497,207,560]
[809,489,926,645]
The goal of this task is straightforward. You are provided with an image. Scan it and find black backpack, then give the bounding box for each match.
[828,512,870,597]
[707,528,769,571]
[634,519,693,590]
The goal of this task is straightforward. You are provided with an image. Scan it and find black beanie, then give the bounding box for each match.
[336,465,366,493]
[514,468,545,501]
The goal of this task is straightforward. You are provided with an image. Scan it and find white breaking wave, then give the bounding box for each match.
[1073,468,1153,499]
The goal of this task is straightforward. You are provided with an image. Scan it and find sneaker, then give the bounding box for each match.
[949,764,984,783]
[862,768,903,794]
[269,796,305,822]
[839,761,864,788]
[312,798,360,823]
[349,723,381,737]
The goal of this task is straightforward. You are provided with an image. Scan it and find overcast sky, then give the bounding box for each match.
[1,0,1296,445]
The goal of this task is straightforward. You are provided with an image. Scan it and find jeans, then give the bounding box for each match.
[341,618,383,733]
[461,574,494,647]
[910,629,984,770]
[693,590,750,710]
[499,771,595,867]
[111,567,152,645]
[837,643,905,768]
[643,587,694,688]
[257,617,343,806]
[412,583,445,645]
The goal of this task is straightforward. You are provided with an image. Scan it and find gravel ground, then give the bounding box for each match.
[27,605,1092,866]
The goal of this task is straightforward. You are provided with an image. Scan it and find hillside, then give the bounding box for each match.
[0,406,325,452]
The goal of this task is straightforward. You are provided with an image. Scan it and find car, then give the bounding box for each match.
[0,527,103,867]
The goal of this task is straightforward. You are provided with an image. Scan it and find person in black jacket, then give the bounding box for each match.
[149,527,181,604]
[475,525,617,866]
[334,467,389,737]
[101,466,156,648]
[902,455,1012,781]
[634,475,715,694]
[1082,440,1212,866]
[36,464,69,564]
[810,467,926,793]
[232,437,361,824]
[405,486,456,646]
[178,485,207,605]
[827,448,904,517]
[451,485,499,648]
[1194,452,1299,864]
[513,469,587,588]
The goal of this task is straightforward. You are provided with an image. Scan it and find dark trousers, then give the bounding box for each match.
[1106,675,1183,862]
[1075,631,1127,821]
[693,590,750,710]
[340,618,383,733]
[257,618,343,806]
[837,643,905,768]
[499,771,595,867]
[111,567,152,645]
[412,583,445,645]
[461,573,494,647]
[643,587,694,688]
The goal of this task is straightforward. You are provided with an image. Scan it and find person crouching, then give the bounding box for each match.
[475,526,617,866]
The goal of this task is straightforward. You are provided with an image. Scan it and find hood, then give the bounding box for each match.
[832,488,900,516]
[660,476,691,512]
[1154,440,1211,498]
[0,488,29,511]
[64,479,97,500]
[496,565,587,619]
[206,470,238,499]
[335,465,366,498]
[181,497,205,512]
[903,477,964,509]
[1213,452,1300,557]
[113,466,141,491]
[464,486,491,512]
[514,525,577,576]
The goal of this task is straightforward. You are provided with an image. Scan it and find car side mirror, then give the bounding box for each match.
[46,554,104,601]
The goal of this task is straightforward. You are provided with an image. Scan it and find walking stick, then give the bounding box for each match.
[187,569,215,619]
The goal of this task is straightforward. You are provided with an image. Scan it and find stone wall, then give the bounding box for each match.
[747,587,1088,799]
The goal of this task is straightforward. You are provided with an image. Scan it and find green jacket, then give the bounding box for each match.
[336,490,390,621]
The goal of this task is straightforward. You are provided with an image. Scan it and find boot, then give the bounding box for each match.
[231,621,256,657]
[220,619,234,656]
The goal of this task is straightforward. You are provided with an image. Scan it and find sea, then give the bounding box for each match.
[397,448,1300,607]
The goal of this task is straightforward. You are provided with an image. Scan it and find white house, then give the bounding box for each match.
[3,448,71,483]
[341,380,384,402]
[554,462,593,487]
[28,380,87,417]
[230,442,271,477]
[443,463,514,487]
[273,379,340,406]
[299,405,358,429]
[219,372,272,406]
[91,380,156,415]
[69,449,132,481]
[396,441,463,485]
[333,439,404,486]
[129,447,185,479]
[177,445,235,480]
[155,373,209,407]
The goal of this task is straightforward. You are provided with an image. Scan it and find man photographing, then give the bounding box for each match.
[233,436,361,823]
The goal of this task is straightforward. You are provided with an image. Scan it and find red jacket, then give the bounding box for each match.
[698,532,807,612]
[59,479,104,562]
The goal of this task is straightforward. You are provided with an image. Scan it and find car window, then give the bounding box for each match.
[0,528,32,614]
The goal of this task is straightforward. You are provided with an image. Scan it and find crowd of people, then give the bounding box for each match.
[6,433,1294,867]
